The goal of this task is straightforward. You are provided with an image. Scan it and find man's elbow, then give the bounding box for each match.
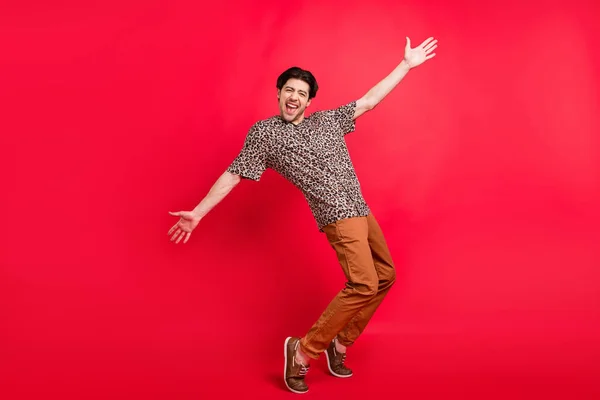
[361,96,377,111]
[367,102,377,111]
[355,97,375,119]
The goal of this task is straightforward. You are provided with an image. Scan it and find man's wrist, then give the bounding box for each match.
[401,58,412,70]
[191,208,204,220]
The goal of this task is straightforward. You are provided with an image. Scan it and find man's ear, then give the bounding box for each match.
[307,98,312,107]
[277,89,281,100]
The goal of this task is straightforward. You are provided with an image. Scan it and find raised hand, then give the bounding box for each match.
[403,37,437,69]
[167,211,201,244]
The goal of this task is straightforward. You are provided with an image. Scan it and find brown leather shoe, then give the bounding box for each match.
[284,337,310,394]
[325,338,353,378]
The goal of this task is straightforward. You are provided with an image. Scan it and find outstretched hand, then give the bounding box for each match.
[168,211,201,244]
[403,37,437,69]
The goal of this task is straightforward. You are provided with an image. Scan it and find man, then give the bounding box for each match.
[168,36,437,393]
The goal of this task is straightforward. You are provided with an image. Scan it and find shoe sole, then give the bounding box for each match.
[284,337,308,394]
[324,349,353,378]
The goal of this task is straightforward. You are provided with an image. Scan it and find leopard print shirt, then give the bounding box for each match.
[227,101,370,231]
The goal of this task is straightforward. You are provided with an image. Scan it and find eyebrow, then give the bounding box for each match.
[285,86,308,95]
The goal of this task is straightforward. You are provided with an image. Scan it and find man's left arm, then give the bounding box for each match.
[354,36,438,120]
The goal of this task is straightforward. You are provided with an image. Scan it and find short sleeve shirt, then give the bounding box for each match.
[227,101,370,231]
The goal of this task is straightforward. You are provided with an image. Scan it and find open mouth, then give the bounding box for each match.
[285,102,299,115]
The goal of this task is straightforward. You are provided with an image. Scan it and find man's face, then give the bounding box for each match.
[278,78,312,124]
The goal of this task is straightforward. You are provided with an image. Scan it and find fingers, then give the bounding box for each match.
[423,40,437,52]
[405,36,411,48]
[168,223,178,236]
[168,226,192,244]
[420,37,435,48]
[168,211,185,236]
[425,53,436,60]
[171,228,185,243]
[168,211,193,244]
[425,44,438,54]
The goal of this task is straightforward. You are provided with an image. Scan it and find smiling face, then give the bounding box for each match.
[277,78,312,125]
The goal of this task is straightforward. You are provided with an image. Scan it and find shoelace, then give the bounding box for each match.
[293,341,310,376]
[332,340,347,365]
[298,364,309,376]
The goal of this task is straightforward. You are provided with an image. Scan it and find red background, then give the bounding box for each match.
[2,1,599,399]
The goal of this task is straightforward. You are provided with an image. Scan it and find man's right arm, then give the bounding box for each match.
[168,171,242,244]
[169,123,267,244]
[191,171,241,220]
[193,122,267,219]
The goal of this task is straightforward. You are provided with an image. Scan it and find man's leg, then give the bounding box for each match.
[336,213,396,347]
[298,216,379,360]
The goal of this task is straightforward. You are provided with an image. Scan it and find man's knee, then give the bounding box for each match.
[349,279,379,297]
[383,264,396,287]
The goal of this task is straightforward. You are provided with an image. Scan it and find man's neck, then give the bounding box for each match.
[290,114,305,125]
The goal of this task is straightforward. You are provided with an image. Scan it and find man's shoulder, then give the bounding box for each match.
[309,101,357,119]
[253,115,284,131]
[244,116,283,146]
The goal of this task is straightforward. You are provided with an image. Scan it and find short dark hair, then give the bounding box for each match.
[276,67,318,99]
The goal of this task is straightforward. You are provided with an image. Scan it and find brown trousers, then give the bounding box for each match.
[300,213,396,359]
